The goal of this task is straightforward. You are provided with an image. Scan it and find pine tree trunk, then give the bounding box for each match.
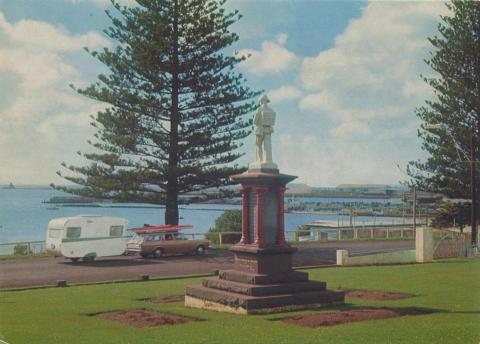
[165,0,180,225]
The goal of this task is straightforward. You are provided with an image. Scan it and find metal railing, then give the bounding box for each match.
[432,229,471,259]
[286,225,415,242]
[0,241,46,256]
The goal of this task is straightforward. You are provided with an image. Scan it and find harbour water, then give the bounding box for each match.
[0,188,412,243]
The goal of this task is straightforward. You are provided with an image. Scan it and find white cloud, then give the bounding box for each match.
[0,12,109,184]
[276,134,413,186]
[299,1,448,134]
[238,33,298,75]
[300,91,340,116]
[329,121,370,139]
[0,15,109,52]
[278,1,449,186]
[268,86,302,104]
[36,105,104,144]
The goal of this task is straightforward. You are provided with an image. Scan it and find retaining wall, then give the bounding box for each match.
[336,249,416,266]
[336,227,429,266]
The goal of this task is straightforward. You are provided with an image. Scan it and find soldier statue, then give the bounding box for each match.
[254,95,276,164]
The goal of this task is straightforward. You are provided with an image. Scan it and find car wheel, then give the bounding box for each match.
[153,248,163,259]
[195,245,205,256]
[70,258,79,263]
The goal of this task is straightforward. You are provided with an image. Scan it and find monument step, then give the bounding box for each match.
[230,244,297,255]
[202,277,326,296]
[185,285,344,312]
[218,269,309,285]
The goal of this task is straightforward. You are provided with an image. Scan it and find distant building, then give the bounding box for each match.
[335,184,407,196]
[284,183,409,198]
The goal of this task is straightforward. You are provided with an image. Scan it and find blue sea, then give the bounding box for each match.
[0,188,410,243]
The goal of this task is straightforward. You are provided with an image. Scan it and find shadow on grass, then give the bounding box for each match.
[263,302,359,319]
[431,258,477,264]
[136,294,185,303]
[269,305,442,328]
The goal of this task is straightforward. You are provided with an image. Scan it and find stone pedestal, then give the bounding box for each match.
[185,169,344,314]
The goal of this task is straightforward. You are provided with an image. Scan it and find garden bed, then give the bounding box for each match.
[96,309,193,328]
[150,295,185,303]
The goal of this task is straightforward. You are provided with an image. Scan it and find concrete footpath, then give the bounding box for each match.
[0,240,414,289]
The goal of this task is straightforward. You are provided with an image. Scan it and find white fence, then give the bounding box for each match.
[286,225,415,242]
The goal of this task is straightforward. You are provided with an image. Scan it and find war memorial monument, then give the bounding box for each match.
[185,95,345,314]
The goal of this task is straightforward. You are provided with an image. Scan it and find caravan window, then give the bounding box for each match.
[110,225,123,237]
[66,227,82,238]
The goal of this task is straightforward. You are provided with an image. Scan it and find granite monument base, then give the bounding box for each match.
[185,245,344,314]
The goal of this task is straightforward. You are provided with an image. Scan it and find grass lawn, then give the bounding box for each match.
[0,258,478,344]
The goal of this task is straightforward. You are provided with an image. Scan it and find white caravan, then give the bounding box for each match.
[46,215,128,262]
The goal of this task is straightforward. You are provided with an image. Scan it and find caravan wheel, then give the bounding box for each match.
[70,258,79,263]
[83,256,95,263]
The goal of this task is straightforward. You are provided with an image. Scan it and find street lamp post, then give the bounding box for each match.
[470,127,477,249]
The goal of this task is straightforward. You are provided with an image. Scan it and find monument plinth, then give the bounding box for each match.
[185,95,344,314]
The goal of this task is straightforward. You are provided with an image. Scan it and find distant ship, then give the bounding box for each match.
[3,183,15,189]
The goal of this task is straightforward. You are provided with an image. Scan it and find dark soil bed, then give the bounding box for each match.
[344,289,414,300]
[280,307,432,328]
[96,309,193,328]
[150,295,185,303]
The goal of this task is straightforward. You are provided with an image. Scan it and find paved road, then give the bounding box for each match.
[0,240,414,289]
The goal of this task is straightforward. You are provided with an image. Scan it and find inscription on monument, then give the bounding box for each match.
[263,188,278,245]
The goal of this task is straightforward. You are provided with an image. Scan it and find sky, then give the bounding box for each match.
[0,0,449,187]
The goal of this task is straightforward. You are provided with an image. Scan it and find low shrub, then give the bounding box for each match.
[206,210,242,245]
